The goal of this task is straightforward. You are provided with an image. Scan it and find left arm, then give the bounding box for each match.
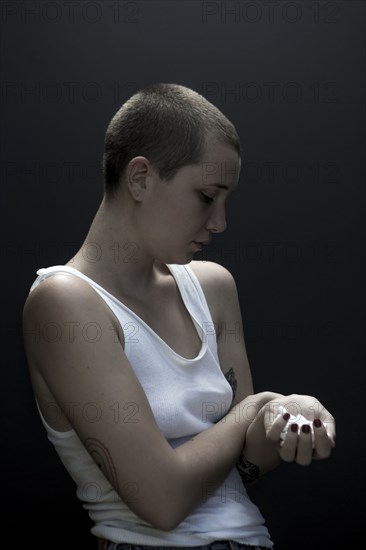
[208,263,284,482]
[190,261,256,406]
[190,261,336,486]
[190,261,282,483]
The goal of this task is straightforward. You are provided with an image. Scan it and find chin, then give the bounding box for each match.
[178,252,198,265]
[158,252,194,266]
[175,259,194,265]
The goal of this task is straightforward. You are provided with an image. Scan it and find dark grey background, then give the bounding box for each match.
[1,0,364,548]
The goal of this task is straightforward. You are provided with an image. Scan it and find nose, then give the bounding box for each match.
[205,204,227,234]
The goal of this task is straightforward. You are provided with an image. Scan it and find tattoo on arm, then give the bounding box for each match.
[236,453,260,485]
[84,438,119,493]
[224,367,237,400]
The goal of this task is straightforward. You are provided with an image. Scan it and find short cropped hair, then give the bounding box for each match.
[102,83,241,200]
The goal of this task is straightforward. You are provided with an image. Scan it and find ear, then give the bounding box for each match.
[126,156,152,202]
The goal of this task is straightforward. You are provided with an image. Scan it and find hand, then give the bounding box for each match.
[262,394,336,466]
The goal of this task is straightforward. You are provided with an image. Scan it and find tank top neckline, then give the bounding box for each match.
[40,263,207,362]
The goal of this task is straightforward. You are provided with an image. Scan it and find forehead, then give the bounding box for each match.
[198,138,241,188]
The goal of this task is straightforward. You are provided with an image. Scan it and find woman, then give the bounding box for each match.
[22,83,335,550]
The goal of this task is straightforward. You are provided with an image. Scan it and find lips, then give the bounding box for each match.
[192,240,211,251]
[194,239,211,246]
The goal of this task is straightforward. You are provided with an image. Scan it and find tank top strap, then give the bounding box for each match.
[29,265,107,294]
[29,264,218,349]
[166,263,217,333]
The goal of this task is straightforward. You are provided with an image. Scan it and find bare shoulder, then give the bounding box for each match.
[187,261,238,326]
[188,260,237,295]
[24,272,81,307]
[24,272,97,316]
[23,272,123,346]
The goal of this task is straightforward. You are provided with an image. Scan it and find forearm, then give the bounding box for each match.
[163,392,275,528]
[238,417,282,482]
[170,403,248,524]
[176,393,282,505]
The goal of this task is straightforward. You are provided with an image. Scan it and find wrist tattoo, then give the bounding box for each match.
[236,454,260,484]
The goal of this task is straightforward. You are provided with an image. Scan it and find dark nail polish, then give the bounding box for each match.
[291,423,298,433]
[283,413,290,421]
[314,419,322,428]
[302,424,310,434]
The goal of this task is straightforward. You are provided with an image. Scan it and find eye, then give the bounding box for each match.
[199,192,214,204]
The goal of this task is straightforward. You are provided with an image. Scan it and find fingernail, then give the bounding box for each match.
[283,413,290,421]
[314,419,322,428]
[302,424,310,434]
[291,423,298,433]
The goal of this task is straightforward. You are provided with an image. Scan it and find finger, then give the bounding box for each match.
[316,406,336,446]
[279,423,299,462]
[295,424,313,465]
[313,419,334,459]
[322,417,336,448]
[265,409,291,444]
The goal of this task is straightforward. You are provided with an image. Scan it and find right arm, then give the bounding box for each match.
[22,275,271,531]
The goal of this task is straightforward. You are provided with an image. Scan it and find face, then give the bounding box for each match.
[138,138,241,264]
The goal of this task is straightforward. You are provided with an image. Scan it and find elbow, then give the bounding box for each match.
[138,494,187,532]
[120,469,191,531]
[152,515,182,532]
[147,503,186,532]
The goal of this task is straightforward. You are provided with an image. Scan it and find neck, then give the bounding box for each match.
[67,197,169,298]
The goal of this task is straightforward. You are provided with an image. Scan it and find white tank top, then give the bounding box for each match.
[28,263,273,547]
